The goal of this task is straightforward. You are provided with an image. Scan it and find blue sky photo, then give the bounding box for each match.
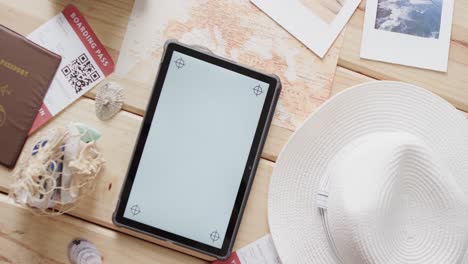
[375,0,443,39]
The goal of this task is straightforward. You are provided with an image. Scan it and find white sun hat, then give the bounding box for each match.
[268,81,468,264]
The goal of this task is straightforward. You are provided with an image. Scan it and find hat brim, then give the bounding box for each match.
[268,81,468,263]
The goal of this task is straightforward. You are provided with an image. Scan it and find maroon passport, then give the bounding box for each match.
[0,25,61,168]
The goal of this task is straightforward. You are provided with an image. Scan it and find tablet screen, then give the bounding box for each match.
[123,51,270,249]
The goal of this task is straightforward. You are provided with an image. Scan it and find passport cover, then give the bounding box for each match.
[0,25,61,168]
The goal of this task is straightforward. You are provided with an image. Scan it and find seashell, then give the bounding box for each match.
[95,82,124,121]
[75,122,101,143]
[68,239,102,264]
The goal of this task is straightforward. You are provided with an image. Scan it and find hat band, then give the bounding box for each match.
[317,174,343,263]
[320,208,344,263]
[316,170,330,209]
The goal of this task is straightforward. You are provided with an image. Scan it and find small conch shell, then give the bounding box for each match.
[95,82,124,121]
[68,239,102,264]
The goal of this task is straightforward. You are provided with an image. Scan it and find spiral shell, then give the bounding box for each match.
[68,239,102,264]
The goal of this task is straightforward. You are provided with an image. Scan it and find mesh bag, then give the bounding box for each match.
[9,123,104,215]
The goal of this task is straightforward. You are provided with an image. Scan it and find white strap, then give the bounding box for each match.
[317,170,344,262]
[316,172,330,209]
[320,208,344,263]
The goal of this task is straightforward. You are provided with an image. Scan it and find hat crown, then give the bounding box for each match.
[326,132,468,264]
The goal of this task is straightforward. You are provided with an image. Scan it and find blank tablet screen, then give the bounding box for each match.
[123,50,270,248]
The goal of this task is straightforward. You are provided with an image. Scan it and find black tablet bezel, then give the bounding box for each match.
[113,41,281,259]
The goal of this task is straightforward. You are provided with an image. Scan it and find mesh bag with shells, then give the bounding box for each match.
[9,123,104,215]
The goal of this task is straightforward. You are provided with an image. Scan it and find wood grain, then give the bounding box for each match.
[0,194,205,264]
[330,66,375,95]
[338,0,468,112]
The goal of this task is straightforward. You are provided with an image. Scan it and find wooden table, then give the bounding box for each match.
[1,0,467,263]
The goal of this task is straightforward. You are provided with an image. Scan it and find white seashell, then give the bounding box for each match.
[95,82,124,121]
[68,239,102,264]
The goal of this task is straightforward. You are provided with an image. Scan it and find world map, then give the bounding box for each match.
[116,0,341,131]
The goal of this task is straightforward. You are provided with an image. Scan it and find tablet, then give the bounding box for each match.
[113,41,281,260]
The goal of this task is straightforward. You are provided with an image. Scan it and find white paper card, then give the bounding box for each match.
[360,0,454,72]
[27,5,114,133]
[251,0,362,58]
[213,235,282,264]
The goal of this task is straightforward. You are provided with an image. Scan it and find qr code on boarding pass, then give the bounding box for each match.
[61,53,100,94]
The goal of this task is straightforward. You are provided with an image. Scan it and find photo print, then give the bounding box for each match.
[361,0,454,71]
[251,0,361,58]
[375,0,443,39]
[300,0,347,24]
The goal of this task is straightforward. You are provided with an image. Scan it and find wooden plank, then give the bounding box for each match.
[262,125,291,162]
[338,1,468,112]
[0,194,205,264]
[232,160,273,249]
[330,66,375,96]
